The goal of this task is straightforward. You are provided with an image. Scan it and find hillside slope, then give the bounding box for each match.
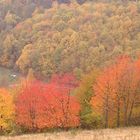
[0,1,140,79]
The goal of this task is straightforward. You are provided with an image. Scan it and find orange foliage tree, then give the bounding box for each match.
[15,74,80,131]
[15,80,47,130]
[43,83,80,128]
[91,56,140,127]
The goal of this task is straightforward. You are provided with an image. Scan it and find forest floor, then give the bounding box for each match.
[1,127,140,140]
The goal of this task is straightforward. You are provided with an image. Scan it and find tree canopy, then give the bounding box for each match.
[0,0,140,79]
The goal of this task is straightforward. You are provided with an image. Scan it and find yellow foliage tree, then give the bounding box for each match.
[0,89,14,131]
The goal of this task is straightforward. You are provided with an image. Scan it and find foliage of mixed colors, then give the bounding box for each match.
[0,0,140,79]
[0,0,140,135]
[1,56,140,134]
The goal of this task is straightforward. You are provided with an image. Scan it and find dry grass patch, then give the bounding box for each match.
[1,127,140,140]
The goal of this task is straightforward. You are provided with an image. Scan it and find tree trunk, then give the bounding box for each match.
[123,98,128,126]
[117,98,120,127]
[128,99,135,124]
[104,94,109,128]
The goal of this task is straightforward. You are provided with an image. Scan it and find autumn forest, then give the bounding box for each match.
[0,0,140,135]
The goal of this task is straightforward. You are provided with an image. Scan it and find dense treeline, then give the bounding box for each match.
[1,56,140,134]
[0,1,140,79]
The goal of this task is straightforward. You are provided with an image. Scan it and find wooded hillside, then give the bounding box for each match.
[0,0,140,79]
